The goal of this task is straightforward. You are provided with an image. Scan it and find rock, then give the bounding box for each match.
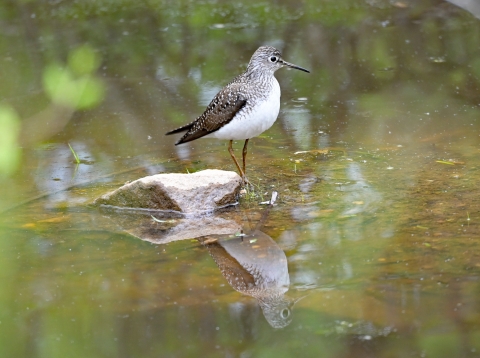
[94,169,242,215]
[122,215,242,244]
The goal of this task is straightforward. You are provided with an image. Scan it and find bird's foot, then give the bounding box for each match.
[241,176,252,187]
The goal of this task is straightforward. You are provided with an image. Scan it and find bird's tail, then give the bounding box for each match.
[165,122,194,135]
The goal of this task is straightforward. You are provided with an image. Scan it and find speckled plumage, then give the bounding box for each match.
[166,46,309,182]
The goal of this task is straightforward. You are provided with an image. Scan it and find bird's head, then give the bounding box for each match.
[247,46,310,75]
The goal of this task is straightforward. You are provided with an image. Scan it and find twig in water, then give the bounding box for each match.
[68,143,81,164]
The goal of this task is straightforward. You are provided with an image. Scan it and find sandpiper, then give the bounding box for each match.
[166,46,309,183]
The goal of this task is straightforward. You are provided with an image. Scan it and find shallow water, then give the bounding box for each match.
[2,0,480,357]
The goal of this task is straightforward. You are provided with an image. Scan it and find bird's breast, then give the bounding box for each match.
[211,79,281,140]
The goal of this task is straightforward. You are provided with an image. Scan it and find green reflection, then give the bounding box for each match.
[68,45,102,76]
[0,105,21,176]
[43,45,104,110]
[43,65,104,109]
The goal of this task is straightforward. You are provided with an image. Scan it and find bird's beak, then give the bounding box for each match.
[281,59,310,73]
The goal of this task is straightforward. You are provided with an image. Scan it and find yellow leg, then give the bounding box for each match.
[242,139,249,176]
[228,140,244,177]
[228,140,249,184]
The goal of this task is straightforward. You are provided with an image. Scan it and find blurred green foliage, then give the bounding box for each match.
[68,44,102,76]
[0,105,21,176]
[42,65,104,109]
[0,43,105,176]
[43,45,104,109]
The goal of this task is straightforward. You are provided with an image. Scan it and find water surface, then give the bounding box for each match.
[1,0,480,357]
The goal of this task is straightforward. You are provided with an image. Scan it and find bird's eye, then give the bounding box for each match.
[281,308,290,319]
[269,56,278,63]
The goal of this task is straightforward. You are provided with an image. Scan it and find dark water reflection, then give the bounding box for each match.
[2,0,480,357]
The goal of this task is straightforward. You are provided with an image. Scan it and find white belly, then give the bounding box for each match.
[209,81,281,140]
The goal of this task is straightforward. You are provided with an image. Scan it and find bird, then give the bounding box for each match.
[165,46,309,184]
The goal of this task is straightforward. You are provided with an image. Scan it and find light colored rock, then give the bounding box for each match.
[446,0,480,20]
[125,216,242,244]
[94,169,242,215]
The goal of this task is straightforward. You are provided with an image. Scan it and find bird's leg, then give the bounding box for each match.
[242,139,249,177]
[228,140,244,177]
[228,140,249,184]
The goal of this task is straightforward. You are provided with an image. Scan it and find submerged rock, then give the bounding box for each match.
[103,211,242,244]
[94,169,242,215]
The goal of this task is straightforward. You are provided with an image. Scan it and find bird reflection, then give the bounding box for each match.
[101,190,296,327]
[199,229,294,329]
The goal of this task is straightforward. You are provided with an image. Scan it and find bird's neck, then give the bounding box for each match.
[244,64,275,81]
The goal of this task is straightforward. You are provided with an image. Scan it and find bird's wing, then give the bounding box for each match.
[168,83,247,145]
[199,238,256,292]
